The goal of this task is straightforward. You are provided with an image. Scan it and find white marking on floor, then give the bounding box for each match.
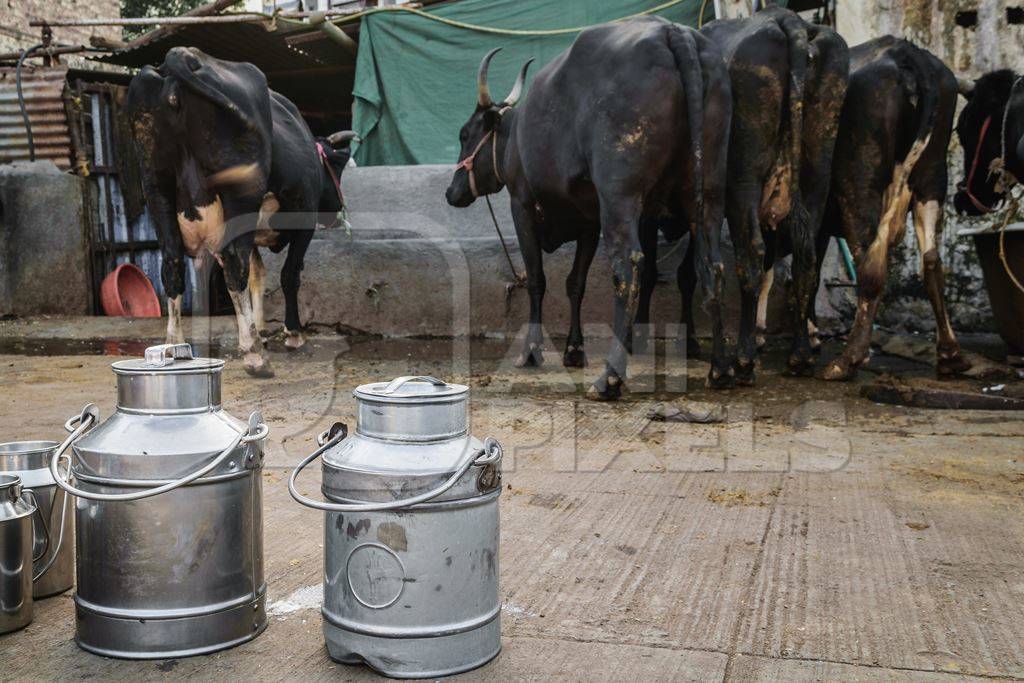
[267,584,323,618]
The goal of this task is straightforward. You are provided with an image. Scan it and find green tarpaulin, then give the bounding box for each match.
[349,0,713,166]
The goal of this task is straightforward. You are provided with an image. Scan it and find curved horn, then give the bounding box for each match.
[327,130,361,146]
[477,47,501,108]
[502,58,534,107]
[957,77,975,97]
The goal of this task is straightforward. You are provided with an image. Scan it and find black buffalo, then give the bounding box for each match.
[816,37,970,380]
[446,17,732,398]
[125,47,357,376]
[682,6,849,384]
[954,69,1024,216]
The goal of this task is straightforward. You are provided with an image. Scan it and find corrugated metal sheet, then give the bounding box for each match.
[0,65,72,170]
[98,22,334,72]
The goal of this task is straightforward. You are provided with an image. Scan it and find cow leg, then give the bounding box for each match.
[731,204,766,386]
[249,248,267,339]
[755,267,774,350]
[221,201,272,377]
[786,226,818,377]
[281,229,314,350]
[162,246,186,344]
[822,182,908,380]
[588,196,643,401]
[564,229,598,367]
[912,198,971,376]
[676,237,701,358]
[511,202,546,368]
[632,222,658,356]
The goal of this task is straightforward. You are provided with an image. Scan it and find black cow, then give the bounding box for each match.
[680,6,849,385]
[814,37,970,379]
[954,70,1024,216]
[445,17,732,398]
[125,47,357,376]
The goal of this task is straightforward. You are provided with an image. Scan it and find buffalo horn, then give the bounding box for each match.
[956,77,975,97]
[478,47,501,108]
[503,59,534,107]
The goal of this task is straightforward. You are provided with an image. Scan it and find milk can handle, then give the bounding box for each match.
[144,343,194,366]
[50,404,269,502]
[378,375,447,394]
[22,489,49,563]
[289,433,502,512]
[31,484,69,582]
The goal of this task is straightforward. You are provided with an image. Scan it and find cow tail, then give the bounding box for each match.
[776,13,811,235]
[898,42,939,167]
[667,26,709,295]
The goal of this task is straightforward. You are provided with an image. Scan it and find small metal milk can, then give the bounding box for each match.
[49,343,269,659]
[289,376,503,679]
[0,441,74,598]
[0,474,41,634]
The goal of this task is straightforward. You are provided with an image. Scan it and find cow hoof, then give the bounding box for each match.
[676,336,702,360]
[284,331,306,351]
[936,352,972,377]
[563,346,587,368]
[586,374,622,402]
[755,327,768,351]
[786,354,816,377]
[706,366,736,390]
[244,352,275,378]
[733,359,757,386]
[819,359,855,382]
[515,345,544,368]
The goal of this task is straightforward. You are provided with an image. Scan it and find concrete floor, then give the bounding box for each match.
[0,318,1022,681]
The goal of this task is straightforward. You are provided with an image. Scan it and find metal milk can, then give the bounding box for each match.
[0,441,74,597]
[289,376,503,679]
[50,343,269,659]
[0,474,39,634]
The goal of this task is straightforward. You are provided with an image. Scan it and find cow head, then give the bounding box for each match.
[126,47,273,205]
[316,130,360,227]
[954,70,1024,215]
[445,49,532,208]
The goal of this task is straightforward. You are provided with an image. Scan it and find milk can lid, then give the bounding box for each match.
[354,376,468,403]
[112,343,224,374]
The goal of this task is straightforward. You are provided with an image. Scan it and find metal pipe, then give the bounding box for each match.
[29,9,361,28]
[32,14,270,27]
[15,44,43,162]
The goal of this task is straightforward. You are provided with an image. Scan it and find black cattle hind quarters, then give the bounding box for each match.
[699,7,850,386]
[447,17,733,398]
[817,36,969,382]
[125,47,357,378]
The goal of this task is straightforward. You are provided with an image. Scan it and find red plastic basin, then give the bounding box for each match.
[100,263,161,318]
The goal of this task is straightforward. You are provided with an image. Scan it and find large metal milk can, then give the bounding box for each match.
[289,376,503,679]
[0,474,38,634]
[0,441,74,597]
[49,343,269,659]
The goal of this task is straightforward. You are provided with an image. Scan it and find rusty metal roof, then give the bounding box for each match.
[0,65,72,170]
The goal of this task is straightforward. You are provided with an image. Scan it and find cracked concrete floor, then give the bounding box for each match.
[0,321,1022,682]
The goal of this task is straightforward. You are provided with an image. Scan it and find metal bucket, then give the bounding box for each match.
[0,441,74,598]
[0,474,39,634]
[50,343,270,659]
[290,376,503,679]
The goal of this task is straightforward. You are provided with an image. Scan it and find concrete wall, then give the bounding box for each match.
[0,0,120,54]
[261,165,788,338]
[0,161,91,316]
